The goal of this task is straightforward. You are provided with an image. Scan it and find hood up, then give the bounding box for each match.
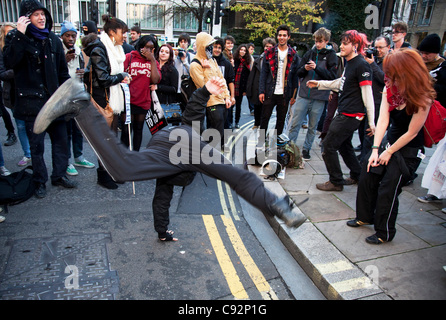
[20,0,53,32]
[195,32,216,61]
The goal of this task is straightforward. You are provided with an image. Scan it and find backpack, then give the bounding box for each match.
[0,166,35,211]
[423,100,446,148]
[180,58,201,102]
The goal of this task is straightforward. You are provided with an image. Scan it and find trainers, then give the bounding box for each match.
[17,156,31,167]
[0,166,11,176]
[66,164,78,176]
[74,157,95,168]
[302,149,311,160]
[4,132,17,146]
[417,195,440,203]
[0,215,5,223]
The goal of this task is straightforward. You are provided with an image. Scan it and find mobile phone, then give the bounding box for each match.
[68,49,75,54]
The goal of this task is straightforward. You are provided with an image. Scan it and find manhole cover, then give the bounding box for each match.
[0,233,119,300]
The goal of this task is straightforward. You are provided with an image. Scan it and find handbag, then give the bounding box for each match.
[423,100,446,148]
[89,70,114,127]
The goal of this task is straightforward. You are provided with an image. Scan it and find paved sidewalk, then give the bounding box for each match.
[248,128,446,300]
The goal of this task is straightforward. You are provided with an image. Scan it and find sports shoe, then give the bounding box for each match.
[4,132,17,146]
[52,176,78,188]
[66,164,78,176]
[302,149,311,160]
[417,194,441,203]
[17,156,31,167]
[74,157,95,168]
[0,166,11,176]
[0,215,5,223]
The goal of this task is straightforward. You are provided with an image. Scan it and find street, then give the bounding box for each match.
[0,97,325,300]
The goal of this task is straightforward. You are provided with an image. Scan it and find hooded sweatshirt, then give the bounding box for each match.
[189,32,230,107]
[124,50,161,109]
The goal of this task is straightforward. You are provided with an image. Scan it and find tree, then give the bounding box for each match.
[164,0,212,33]
[231,0,323,41]
[323,0,376,43]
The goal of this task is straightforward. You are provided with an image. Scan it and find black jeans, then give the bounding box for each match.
[260,94,287,135]
[206,104,227,147]
[321,114,362,185]
[25,119,69,185]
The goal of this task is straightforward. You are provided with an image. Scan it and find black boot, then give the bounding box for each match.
[269,195,307,228]
[97,168,118,190]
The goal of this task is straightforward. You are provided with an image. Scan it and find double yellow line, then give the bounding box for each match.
[203,119,278,300]
[203,215,278,300]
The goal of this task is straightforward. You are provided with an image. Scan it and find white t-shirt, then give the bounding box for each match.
[274,48,288,95]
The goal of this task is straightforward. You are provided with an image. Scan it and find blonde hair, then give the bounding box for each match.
[0,22,16,50]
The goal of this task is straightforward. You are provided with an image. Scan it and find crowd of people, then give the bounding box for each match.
[0,0,445,244]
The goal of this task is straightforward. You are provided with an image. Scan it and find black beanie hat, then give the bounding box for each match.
[417,33,441,53]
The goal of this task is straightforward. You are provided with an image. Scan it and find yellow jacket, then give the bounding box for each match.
[189,32,230,106]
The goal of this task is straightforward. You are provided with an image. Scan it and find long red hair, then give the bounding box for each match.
[383,48,436,114]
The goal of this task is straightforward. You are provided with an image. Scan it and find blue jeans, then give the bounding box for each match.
[15,119,31,158]
[288,97,326,151]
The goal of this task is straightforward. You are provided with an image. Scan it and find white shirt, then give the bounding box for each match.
[274,48,288,95]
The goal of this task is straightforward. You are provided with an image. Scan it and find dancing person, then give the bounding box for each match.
[347,49,435,244]
[34,77,308,240]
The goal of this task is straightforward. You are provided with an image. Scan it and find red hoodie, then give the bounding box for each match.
[124,51,161,109]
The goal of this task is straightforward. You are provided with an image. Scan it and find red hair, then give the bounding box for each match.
[340,30,366,55]
[383,48,436,114]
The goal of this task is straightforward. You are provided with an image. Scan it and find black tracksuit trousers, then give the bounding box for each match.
[356,149,421,242]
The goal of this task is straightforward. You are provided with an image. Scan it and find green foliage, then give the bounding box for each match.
[231,0,323,41]
[324,0,375,43]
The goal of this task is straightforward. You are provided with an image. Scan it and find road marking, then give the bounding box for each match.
[216,180,231,219]
[202,215,249,300]
[221,215,278,300]
[224,182,239,220]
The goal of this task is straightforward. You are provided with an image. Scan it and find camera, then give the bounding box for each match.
[178,48,186,58]
[366,47,378,58]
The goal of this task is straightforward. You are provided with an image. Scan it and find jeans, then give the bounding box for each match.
[321,114,362,185]
[25,119,69,184]
[67,118,84,159]
[288,97,326,151]
[15,119,31,158]
[260,94,287,135]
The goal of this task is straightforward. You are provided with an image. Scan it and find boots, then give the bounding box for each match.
[97,168,118,190]
[269,195,307,228]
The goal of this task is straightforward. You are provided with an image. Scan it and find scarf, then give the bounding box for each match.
[235,57,249,96]
[385,75,405,112]
[28,23,49,40]
[99,31,125,114]
[265,46,294,82]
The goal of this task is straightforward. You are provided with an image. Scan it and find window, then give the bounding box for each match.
[408,0,418,25]
[0,0,69,24]
[418,0,435,25]
[173,7,199,32]
[79,0,107,25]
[127,3,165,30]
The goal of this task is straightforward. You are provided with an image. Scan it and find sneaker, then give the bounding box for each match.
[0,166,11,176]
[417,194,441,203]
[302,149,311,160]
[66,164,78,176]
[17,156,31,167]
[4,132,17,146]
[74,157,95,168]
[52,176,78,188]
[0,215,5,223]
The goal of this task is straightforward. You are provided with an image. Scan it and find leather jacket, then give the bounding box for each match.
[82,35,124,101]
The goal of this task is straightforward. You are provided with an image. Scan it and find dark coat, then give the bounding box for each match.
[3,0,70,121]
[82,34,124,104]
[157,62,179,105]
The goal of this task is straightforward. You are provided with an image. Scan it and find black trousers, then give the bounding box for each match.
[260,94,287,135]
[74,104,279,219]
[356,150,421,241]
[206,104,227,147]
[321,114,362,185]
[153,171,196,236]
[25,119,69,185]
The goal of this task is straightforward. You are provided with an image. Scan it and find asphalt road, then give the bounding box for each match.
[0,97,324,301]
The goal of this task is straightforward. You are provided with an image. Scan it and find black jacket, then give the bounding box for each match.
[82,34,124,103]
[157,62,179,105]
[3,0,70,121]
[246,54,263,105]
